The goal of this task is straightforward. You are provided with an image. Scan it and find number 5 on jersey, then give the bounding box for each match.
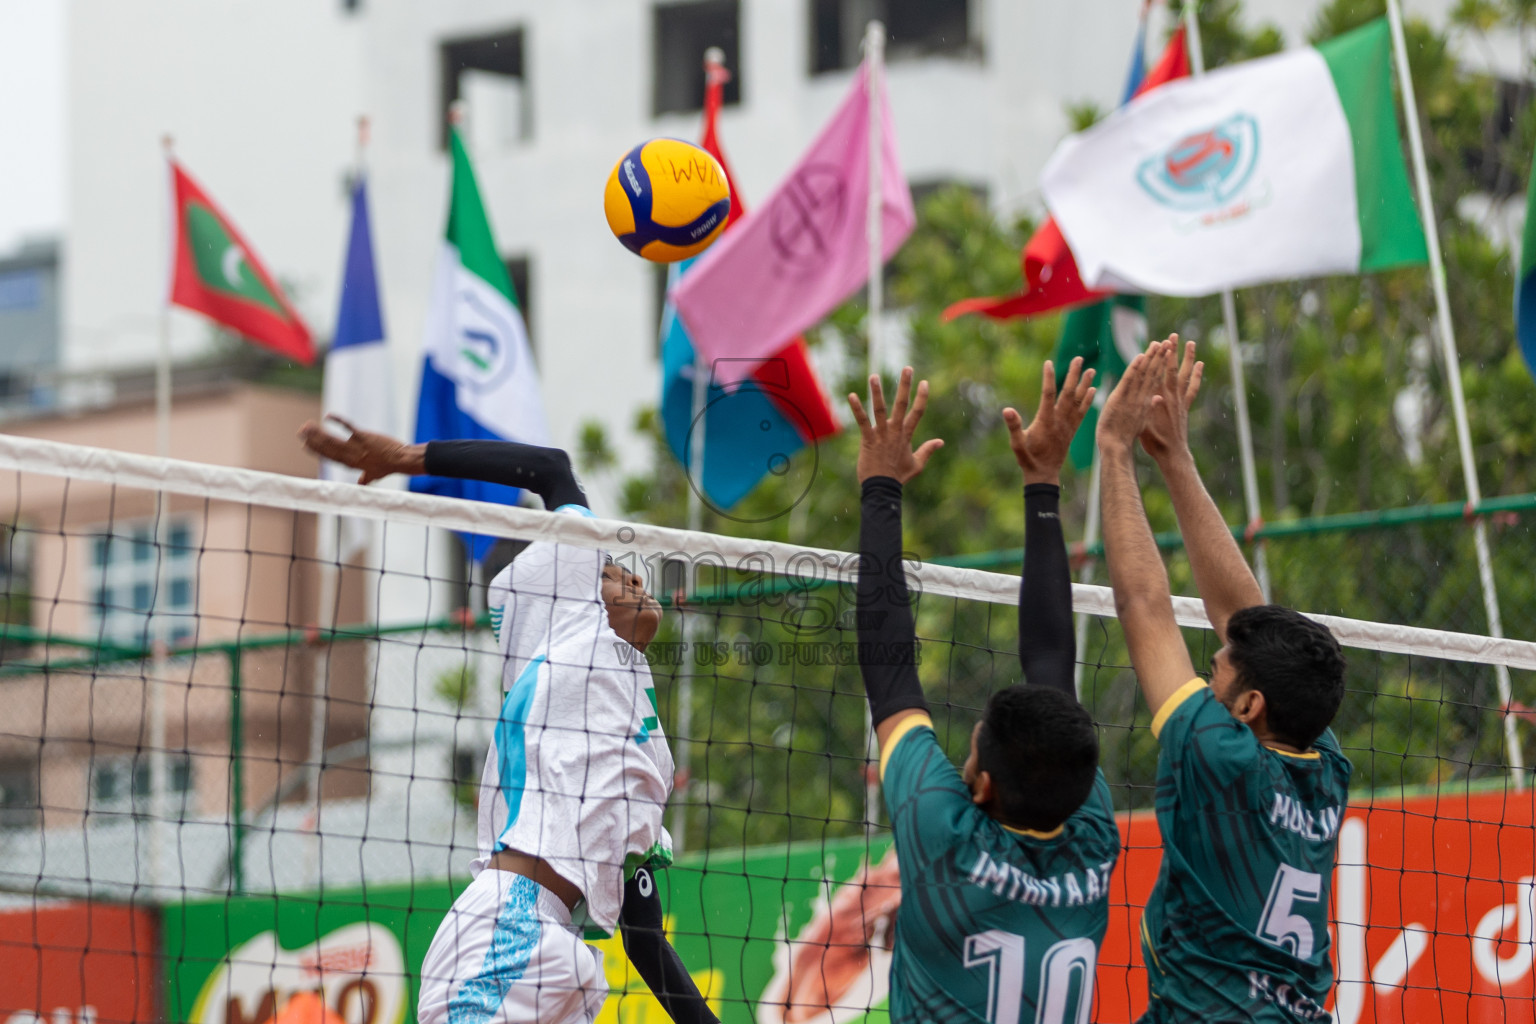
[1258,863,1324,959]
[964,930,1097,1024]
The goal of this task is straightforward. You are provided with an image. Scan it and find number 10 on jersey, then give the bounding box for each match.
[964,930,1097,1024]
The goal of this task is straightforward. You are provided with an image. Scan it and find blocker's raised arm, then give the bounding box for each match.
[1095,342,1196,718]
[1003,358,1096,697]
[849,369,943,744]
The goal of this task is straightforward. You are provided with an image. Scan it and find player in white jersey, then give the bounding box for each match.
[301,422,719,1024]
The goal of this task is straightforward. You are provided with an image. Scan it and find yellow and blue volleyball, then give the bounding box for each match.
[604,138,731,263]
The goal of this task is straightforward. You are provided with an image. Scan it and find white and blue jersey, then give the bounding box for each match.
[471,510,674,936]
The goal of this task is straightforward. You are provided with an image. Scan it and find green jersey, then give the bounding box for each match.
[1140,681,1352,1023]
[881,715,1121,1024]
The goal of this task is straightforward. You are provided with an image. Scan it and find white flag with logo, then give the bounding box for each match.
[411,128,549,560]
[1040,19,1425,297]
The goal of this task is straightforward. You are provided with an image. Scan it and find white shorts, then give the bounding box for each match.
[418,870,607,1024]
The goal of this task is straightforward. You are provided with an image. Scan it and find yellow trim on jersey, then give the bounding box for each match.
[1003,822,1065,840]
[878,712,934,781]
[1141,918,1165,974]
[1150,679,1207,739]
[1267,745,1322,760]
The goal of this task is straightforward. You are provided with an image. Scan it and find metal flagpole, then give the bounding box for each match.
[148,135,177,893]
[866,22,886,381]
[1182,2,1272,601]
[863,20,886,834]
[669,47,730,853]
[305,117,372,886]
[1073,441,1105,699]
[1385,0,1524,786]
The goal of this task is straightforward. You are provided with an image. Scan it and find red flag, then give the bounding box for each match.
[169,160,315,364]
[700,62,839,442]
[943,27,1191,323]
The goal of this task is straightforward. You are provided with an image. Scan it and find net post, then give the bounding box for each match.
[228,645,245,895]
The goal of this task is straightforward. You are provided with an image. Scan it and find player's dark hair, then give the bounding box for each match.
[977,685,1099,831]
[1225,604,1346,748]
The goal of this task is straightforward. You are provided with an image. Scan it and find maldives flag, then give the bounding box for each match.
[659,61,839,509]
[169,160,314,363]
[943,25,1190,322]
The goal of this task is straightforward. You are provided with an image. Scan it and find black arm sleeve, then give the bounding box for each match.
[423,440,587,511]
[1018,483,1077,696]
[619,867,720,1024]
[857,477,930,726]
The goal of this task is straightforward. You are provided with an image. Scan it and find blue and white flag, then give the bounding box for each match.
[410,129,549,561]
[322,174,394,558]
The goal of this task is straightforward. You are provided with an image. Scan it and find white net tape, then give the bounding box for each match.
[0,433,1530,670]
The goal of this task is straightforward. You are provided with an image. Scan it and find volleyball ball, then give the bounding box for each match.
[604,138,731,263]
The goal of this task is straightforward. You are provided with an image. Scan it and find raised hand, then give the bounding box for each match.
[1139,336,1203,465]
[847,367,945,484]
[1002,357,1097,486]
[297,414,422,484]
[1096,340,1172,455]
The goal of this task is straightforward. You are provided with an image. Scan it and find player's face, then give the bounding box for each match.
[601,562,663,653]
[1208,646,1243,711]
[961,721,983,792]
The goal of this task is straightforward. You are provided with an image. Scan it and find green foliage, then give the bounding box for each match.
[1065,101,1105,132]
[577,419,618,474]
[433,663,478,711]
[620,2,1536,849]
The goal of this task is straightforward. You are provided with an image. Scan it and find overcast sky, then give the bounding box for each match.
[0,0,65,255]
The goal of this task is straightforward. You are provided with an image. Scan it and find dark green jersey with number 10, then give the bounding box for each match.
[881,715,1122,1024]
[1140,680,1353,1023]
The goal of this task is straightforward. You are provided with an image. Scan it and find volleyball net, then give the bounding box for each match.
[0,434,1532,1024]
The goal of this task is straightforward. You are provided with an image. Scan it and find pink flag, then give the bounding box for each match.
[671,62,915,365]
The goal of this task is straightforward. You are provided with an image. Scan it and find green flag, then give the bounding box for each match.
[1053,295,1147,470]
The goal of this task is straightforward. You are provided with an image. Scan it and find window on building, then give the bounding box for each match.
[87,518,198,646]
[505,256,534,361]
[654,1,742,115]
[91,754,194,815]
[440,29,529,150]
[0,761,38,829]
[810,0,976,74]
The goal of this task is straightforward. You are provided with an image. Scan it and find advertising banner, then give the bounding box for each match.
[0,901,158,1024]
[162,880,465,1024]
[160,786,1536,1024]
[646,786,1536,1023]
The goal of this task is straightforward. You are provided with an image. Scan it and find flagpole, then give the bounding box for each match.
[670,47,731,854]
[866,21,885,383]
[1182,2,1271,601]
[147,135,178,894]
[1385,0,1523,787]
[306,117,373,887]
[863,20,886,836]
[1073,447,1104,698]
